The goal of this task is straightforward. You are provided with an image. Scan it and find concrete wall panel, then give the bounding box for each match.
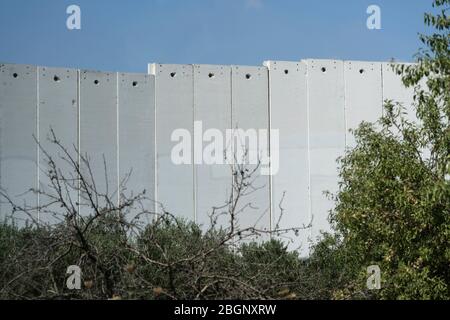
[118,73,155,220]
[193,65,232,228]
[38,66,78,223]
[150,64,194,220]
[231,65,271,236]
[305,59,345,241]
[0,64,38,224]
[382,63,416,122]
[265,61,311,254]
[80,71,118,213]
[344,61,383,148]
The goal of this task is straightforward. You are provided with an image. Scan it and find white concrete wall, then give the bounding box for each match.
[38,66,78,224]
[0,63,38,224]
[193,64,232,230]
[79,70,119,213]
[118,72,155,222]
[265,61,310,255]
[149,64,195,220]
[231,65,271,238]
[0,60,416,255]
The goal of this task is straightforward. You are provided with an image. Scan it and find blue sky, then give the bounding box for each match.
[0,0,432,73]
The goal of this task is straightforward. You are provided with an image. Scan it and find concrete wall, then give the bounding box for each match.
[0,60,415,254]
[0,64,156,225]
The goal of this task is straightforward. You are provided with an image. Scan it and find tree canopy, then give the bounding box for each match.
[326,0,450,299]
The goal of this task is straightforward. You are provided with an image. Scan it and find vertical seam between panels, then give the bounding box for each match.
[266,65,273,235]
[36,67,40,223]
[230,66,234,220]
[381,63,385,117]
[305,61,313,247]
[154,71,158,217]
[116,73,120,208]
[192,65,197,224]
[0,68,1,215]
[229,66,232,217]
[77,70,81,216]
[148,64,158,219]
[343,62,348,149]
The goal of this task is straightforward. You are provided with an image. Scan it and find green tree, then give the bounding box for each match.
[328,0,450,299]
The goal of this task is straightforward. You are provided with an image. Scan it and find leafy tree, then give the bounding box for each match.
[328,0,450,299]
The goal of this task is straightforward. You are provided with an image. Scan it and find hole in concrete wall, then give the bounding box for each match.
[53,75,61,82]
[245,74,252,80]
[321,67,327,73]
[94,79,100,85]
[359,69,365,74]
[13,73,18,78]
[170,72,177,78]
[132,81,138,87]
[284,69,289,75]
[208,73,215,78]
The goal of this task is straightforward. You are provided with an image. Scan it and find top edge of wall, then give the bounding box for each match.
[193,64,232,70]
[148,63,194,76]
[230,64,268,70]
[264,60,307,70]
[344,60,383,65]
[302,58,343,63]
[382,62,416,67]
[1,60,417,76]
[0,62,37,68]
[264,60,304,65]
[0,62,153,77]
[302,58,415,64]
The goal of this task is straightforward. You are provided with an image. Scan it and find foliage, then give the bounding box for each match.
[0,218,330,300]
[326,0,450,299]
